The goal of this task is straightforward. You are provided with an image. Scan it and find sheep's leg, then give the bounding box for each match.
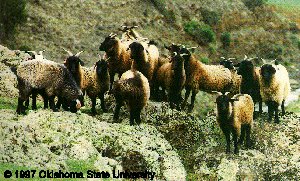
[31,91,37,110]
[25,98,29,109]
[245,125,251,149]
[259,99,263,114]
[188,90,197,112]
[113,102,122,122]
[239,125,246,145]
[267,102,273,123]
[99,93,108,112]
[281,100,285,115]
[135,109,142,125]
[274,102,280,124]
[109,72,115,90]
[17,98,26,114]
[49,96,58,112]
[224,131,231,154]
[91,97,97,116]
[43,95,49,109]
[233,131,239,154]
[182,87,191,109]
[56,97,62,109]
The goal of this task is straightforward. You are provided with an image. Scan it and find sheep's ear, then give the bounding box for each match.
[229,98,239,102]
[211,91,223,96]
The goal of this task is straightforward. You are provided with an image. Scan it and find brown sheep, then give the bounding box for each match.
[156,52,186,109]
[111,69,150,126]
[214,92,254,154]
[99,33,133,90]
[128,41,159,98]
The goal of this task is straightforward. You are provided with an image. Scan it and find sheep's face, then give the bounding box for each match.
[237,60,254,76]
[165,44,181,54]
[64,56,84,74]
[179,48,192,61]
[261,64,276,84]
[99,36,118,52]
[220,60,234,70]
[129,42,144,60]
[171,54,185,71]
[216,95,231,113]
[95,60,108,76]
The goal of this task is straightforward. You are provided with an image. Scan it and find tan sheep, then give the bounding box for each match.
[128,41,159,98]
[155,52,186,109]
[259,63,290,123]
[111,69,150,126]
[214,92,254,154]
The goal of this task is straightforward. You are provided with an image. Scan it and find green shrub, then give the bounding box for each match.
[184,21,216,45]
[0,0,27,40]
[221,32,231,48]
[243,0,268,10]
[200,57,210,64]
[200,9,221,27]
[19,45,31,51]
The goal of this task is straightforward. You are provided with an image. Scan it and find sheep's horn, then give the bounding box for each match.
[109,33,113,37]
[224,92,231,96]
[220,57,226,60]
[111,33,117,38]
[261,58,266,64]
[27,51,37,55]
[244,55,248,60]
[180,53,188,56]
[173,52,178,56]
[75,51,84,57]
[211,91,223,96]
[248,57,258,61]
[228,58,236,60]
[63,48,73,56]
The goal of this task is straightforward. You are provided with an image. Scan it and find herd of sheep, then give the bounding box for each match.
[15,26,291,154]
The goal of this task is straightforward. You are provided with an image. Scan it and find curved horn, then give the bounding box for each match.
[244,55,248,60]
[220,57,226,60]
[111,33,117,38]
[173,52,178,56]
[63,48,73,56]
[109,33,113,37]
[248,57,258,61]
[261,58,266,64]
[211,91,223,96]
[224,92,231,96]
[228,57,236,60]
[75,51,84,57]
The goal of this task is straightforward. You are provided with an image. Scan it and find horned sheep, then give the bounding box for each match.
[155,52,186,109]
[111,69,150,126]
[259,63,290,123]
[214,92,254,154]
[16,59,83,114]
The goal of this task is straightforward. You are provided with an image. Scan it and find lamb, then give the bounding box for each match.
[178,47,233,112]
[214,92,254,154]
[99,33,133,90]
[155,52,186,109]
[111,69,150,126]
[16,59,83,114]
[236,58,263,114]
[84,58,110,115]
[259,63,290,123]
[128,41,159,98]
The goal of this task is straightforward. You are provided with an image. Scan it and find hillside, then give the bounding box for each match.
[1,0,300,180]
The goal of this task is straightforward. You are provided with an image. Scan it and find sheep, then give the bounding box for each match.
[111,69,150,126]
[84,58,110,115]
[16,59,83,114]
[214,92,254,154]
[155,52,186,109]
[219,57,241,96]
[99,33,133,90]
[259,63,290,123]
[128,41,159,98]
[177,47,233,112]
[236,58,263,114]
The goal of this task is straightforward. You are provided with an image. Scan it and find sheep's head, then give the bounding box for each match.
[179,46,196,61]
[164,43,181,53]
[99,33,118,52]
[260,64,276,85]
[237,60,254,76]
[128,41,144,60]
[64,55,84,74]
[213,92,237,113]
[95,59,109,76]
[171,52,185,71]
[220,57,235,70]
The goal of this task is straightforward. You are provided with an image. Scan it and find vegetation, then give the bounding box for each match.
[0,0,27,41]
[221,32,231,48]
[244,0,268,11]
[184,21,216,45]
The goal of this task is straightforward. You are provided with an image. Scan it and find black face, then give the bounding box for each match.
[64,56,84,74]
[220,60,234,70]
[69,100,78,113]
[171,54,184,71]
[165,44,181,53]
[95,60,108,75]
[179,47,191,61]
[99,36,118,52]
[216,95,230,112]
[237,60,254,76]
[129,42,144,60]
[261,64,276,82]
